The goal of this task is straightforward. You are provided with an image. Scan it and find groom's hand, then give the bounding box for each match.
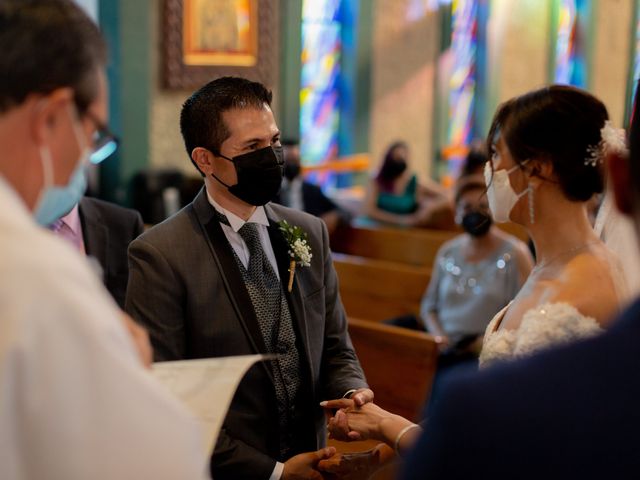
[282,447,336,480]
[321,388,375,441]
[350,388,374,407]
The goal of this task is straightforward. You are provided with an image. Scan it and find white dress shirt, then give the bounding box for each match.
[0,176,209,480]
[207,194,280,280]
[207,193,285,480]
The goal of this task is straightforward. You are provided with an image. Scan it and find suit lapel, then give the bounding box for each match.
[79,198,109,274]
[266,209,314,383]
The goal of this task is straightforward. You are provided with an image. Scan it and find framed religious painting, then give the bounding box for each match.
[162,0,279,89]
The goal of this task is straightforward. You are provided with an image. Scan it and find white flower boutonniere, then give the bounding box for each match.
[278,220,313,292]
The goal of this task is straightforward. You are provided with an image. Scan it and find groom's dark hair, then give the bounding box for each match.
[180,76,273,177]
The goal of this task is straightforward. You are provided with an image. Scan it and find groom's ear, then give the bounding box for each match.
[607,151,634,216]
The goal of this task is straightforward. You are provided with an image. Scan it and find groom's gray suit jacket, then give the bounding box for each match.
[125,188,367,479]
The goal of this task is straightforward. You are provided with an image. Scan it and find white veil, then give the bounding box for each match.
[591,121,640,305]
[594,188,640,304]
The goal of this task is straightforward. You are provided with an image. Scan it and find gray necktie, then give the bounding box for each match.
[215,210,302,458]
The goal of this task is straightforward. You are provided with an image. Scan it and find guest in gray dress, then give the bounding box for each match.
[418,176,533,416]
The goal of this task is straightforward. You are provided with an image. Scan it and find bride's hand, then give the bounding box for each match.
[323,401,396,442]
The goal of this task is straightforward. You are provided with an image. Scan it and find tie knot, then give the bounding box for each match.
[238,222,260,244]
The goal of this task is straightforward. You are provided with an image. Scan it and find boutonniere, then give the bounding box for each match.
[278,220,313,292]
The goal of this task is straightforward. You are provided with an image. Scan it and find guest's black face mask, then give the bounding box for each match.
[462,210,492,237]
[212,145,284,206]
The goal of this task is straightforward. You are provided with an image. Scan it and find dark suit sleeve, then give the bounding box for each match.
[318,219,368,398]
[126,238,187,361]
[303,183,338,217]
[402,386,468,479]
[213,429,277,480]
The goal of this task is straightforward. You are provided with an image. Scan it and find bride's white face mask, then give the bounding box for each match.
[484,160,530,223]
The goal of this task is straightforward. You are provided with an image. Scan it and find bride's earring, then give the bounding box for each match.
[528,183,535,224]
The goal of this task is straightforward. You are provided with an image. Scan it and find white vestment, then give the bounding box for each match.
[0,177,209,480]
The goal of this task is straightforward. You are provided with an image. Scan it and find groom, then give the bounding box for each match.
[126,76,371,480]
[400,89,640,478]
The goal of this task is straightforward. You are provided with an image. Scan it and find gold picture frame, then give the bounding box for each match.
[182,0,258,67]
[162,0,278,89]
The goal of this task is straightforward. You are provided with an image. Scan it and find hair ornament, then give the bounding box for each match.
[585,120,627,166]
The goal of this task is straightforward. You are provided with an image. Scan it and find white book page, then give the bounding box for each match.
[151,354,268,454]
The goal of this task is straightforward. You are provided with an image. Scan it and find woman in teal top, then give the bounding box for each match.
[363,141,454,228]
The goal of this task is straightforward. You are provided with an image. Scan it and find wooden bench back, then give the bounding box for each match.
[332,225,456,267]
[348,318,439,422]
[333,253,430,321]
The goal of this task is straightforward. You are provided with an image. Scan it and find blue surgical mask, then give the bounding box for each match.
[34,105,90,226]
[34,152,87,226]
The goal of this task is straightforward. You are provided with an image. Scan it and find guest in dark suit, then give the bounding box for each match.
[78,197,144,308]
[323,88,640,479]
[274,140,351,236]
[50,196,144,310]
[125,76,371,480]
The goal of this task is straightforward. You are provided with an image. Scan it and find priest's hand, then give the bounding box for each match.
[282,447,336,480]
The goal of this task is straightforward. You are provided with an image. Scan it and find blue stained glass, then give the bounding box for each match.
[554,0,587,88]
[300,0,343,170]
[300,23,341,93]
[300,90,339,166]
[302,0,341,22]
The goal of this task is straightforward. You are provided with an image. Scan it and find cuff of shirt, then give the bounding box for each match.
[343,389,357,399]
[270,461,284,480]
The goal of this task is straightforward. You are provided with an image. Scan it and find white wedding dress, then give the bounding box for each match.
[479,302,603,368]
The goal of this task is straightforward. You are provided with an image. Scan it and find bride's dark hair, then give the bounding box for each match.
[486,85,608,202]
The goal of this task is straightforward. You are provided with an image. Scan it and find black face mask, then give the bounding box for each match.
[212,145,284,206]
[382,159,407,179]
[462,211,492,237]
[284,162,301,181]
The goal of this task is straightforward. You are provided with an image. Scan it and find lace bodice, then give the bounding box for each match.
[479,302,603,369]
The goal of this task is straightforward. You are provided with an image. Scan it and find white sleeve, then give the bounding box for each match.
[269,461,285,480]
[0,264,210,479]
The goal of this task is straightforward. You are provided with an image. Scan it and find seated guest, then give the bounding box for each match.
[39,164,144,309]
[405,176,531,417]
[363,141,454,228]
[274,139,351,236]
[52,198,143,309]
[422,176,533,356]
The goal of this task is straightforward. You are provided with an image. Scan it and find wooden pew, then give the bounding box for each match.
[332,225,456,267]
[332,222,530,268]
[333,253,430,322]
[347,318,440,421]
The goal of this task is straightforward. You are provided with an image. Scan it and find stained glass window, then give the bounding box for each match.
[553,0,587,87]
[446,0,478,175]
[300,0,342,168]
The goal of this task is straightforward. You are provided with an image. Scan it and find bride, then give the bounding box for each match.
[320,86,630,466]
[479,85,627,367]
